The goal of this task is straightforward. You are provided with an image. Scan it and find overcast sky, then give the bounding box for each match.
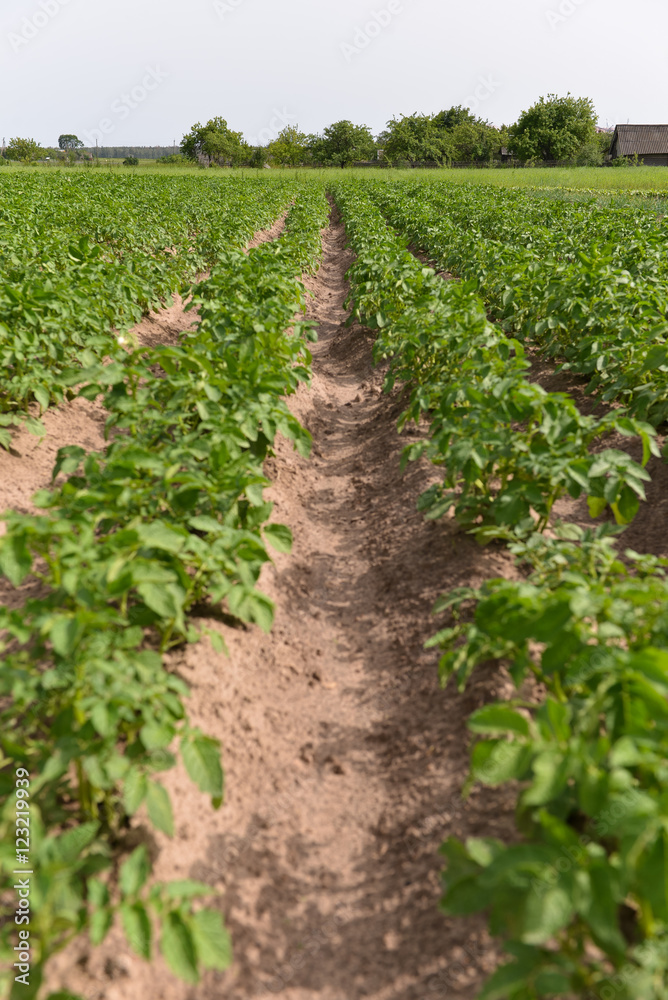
[0,0,663,147]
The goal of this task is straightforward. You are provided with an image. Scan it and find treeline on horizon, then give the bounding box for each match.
[1,96,623,168]
[177,96,615,169]
[81,147,179,159]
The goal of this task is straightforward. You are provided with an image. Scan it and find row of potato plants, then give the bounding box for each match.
[332,182,657,536]
[332,180,668,999]
[371,179,668,427]
[0,183,330,998]
[0,173,298,448]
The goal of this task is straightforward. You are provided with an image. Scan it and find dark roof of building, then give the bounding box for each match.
[613,124,668,155]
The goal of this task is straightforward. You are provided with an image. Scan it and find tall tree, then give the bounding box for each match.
[4,137,42,161]
[181,118,245,165]
[509,93,598,162]
[313,120,376,167]
[58,134,83,150]
[448,120,506,162]
[433,106,507,163]
[433,105,478,131]
[383,114,451,165]
[267,126,308,166]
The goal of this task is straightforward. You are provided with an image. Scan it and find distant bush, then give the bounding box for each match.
[123,156,139,166]
[157,153,187,165]
[571,142,602,166]
[249,147,268,168]
[611,153,639,168]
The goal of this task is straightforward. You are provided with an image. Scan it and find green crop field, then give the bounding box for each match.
[335,176,668,998]
[0,171,329,993]
[2,168,668,999]
[9,159,668,188]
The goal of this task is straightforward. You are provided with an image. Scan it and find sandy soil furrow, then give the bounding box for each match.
[47,212,519,1000]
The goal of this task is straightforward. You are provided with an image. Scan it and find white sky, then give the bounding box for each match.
[0,0,664,147]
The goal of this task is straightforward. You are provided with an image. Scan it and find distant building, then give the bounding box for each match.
[610,125,668,165]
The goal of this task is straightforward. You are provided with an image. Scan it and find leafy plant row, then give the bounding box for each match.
[372,179,668,426]
[0,173,298,446]
[0,182,330,998]
[430,523,668,999]
[331,181,668,999]
[331,181,657,537]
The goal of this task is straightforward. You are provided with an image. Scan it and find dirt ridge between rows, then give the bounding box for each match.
[45,209,520,1000]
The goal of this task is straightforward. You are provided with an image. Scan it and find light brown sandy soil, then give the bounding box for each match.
[0,301,192,541]
[245,210,289,251]
[527,353,668,558]
[0,397,108,522]
[43,212,522,1000]
[0,396,110,620]
[0,287,199,618]
[130,292,200,349]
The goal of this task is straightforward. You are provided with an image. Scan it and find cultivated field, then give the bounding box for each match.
[1,168,668,1000]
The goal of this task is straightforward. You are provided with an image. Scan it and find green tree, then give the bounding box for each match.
[594,130,613,162]
[509,93,598,162]
[305,133,326,165]
[180,118,245,166]
[448,120,506,162]
[58,134,84,150]
[383,114,451,165]
[572,131,611,166]
[5,137,43,162]
[249,146,268,168]
[313,120,376,167]
[267,126,308,166]
[433,105,478,131]
[433,106,507,163]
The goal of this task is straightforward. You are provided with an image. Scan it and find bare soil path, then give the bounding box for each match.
[46,211,519,1000]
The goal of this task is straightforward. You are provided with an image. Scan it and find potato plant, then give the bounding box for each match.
[332,179,668,999]
[0,173,298,446]
[432,526,668,998]
[333,183,657,537]
[0,182,330,998]
[374,179,668,426]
